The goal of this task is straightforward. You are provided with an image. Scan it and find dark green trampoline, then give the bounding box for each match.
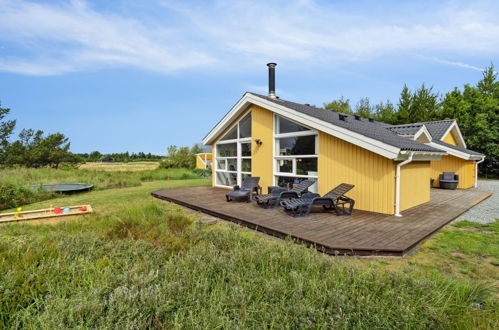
[27,184,93,193]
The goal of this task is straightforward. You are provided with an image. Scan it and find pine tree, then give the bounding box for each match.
[396,85,412,124]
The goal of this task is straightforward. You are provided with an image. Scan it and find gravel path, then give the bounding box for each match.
[453,180,499,224]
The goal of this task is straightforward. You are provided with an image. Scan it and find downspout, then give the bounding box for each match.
[474,157,485,188]
[395,152,414,217]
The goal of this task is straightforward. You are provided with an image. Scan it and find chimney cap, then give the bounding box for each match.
[267,62,277,68]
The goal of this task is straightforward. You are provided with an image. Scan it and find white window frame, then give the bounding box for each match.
[214,111,252,188]
[273,115,318,190]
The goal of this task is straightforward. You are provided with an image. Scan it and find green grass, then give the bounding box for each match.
[0,166,206,210]
[0,166,202,190]
[0,180,497,328]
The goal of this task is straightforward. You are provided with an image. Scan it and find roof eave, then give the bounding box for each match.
[395,150,447,161]
[427,142,484,160]
[204,93,404,159]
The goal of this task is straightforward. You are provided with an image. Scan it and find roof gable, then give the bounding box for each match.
[203,93,444,159]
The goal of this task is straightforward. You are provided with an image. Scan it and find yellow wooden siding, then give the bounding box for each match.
[442,131,458,146]
[400,162,431,211]
[196,156,204,169]
[431,156,475,189]
[318,132,396,214]
[196,154,212,169]
[251,105,274,189]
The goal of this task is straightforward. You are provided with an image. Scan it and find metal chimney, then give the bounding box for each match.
[267,62,277,99]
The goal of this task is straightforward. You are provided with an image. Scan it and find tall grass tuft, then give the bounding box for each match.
[0,201,496,328]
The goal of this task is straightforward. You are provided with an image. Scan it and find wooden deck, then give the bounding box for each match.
[152,186,491,256]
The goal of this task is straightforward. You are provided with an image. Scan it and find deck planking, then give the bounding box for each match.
[152,186,491,256]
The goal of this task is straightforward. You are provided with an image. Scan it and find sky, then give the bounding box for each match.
[0,0,498,154]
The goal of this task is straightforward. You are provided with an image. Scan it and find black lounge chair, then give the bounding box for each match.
[439,172,459,190]
[226,177,260,202]
[281,183,355,217]
[255,179,316,209]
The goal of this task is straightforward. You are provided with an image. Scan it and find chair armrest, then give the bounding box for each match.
[280,191,300,199]
[302,192,321,199]
[272,187,288,194]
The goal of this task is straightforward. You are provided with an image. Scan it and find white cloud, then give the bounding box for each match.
[0,0,498,75]
[0,0,214,75]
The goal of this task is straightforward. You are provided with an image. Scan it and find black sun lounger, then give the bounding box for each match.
[280,183,355,217]
[226,177,260,203]
[255,179,315,209]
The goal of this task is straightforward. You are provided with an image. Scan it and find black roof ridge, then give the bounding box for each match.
[248,92,384,122]
[248,92,443,153]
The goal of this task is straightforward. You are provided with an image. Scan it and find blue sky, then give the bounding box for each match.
[0,0,498,154]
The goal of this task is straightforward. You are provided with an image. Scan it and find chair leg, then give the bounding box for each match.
[270,197,281,209]
[334,197,355,216]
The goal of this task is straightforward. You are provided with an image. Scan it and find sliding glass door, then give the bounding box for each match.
[274,115,318,192]
[214,113,252,187]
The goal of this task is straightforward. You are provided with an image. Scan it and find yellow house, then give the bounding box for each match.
[202,64,484,215]
[388,120,485,189]
[195,153,212,169]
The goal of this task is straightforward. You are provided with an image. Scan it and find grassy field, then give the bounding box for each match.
[79,161,160,172]
[0,168,497,328]
[0,166,201,191]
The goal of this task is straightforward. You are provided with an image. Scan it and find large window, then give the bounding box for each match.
[274,115,318,192]
[215,112,252,187]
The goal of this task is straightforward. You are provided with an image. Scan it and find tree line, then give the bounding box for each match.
[0,106,164,167]
[77,151,163,163]
[0,105,79,168]
[324,66,498,178]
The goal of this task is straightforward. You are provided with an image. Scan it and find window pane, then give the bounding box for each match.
[278,116,310,133]
[216,143,237,157]
[216,159,226,170]
[241,159,251,172]
[276,176,307,187]
[278,135,316,155]
[226,159,237,171]
[216,172,237,186]
[277,159,293,173]
[220,126,237,141]
[241,143,251,156]
[296,158,317,175]
[239,114,252,138]
[276,176,317,193]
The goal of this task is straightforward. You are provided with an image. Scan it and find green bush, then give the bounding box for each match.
[0,182,53,210]
[159,144,204,169]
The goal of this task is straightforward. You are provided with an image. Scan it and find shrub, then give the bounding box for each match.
[159,145,204,169]
[0,182,53,210]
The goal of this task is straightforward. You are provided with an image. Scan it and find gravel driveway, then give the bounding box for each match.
[453,180,499,224]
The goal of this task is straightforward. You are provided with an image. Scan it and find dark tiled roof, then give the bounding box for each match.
[250,93,443,153]
[408,120,454,139]
[387,124,423,136]
[432,140,484,156]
